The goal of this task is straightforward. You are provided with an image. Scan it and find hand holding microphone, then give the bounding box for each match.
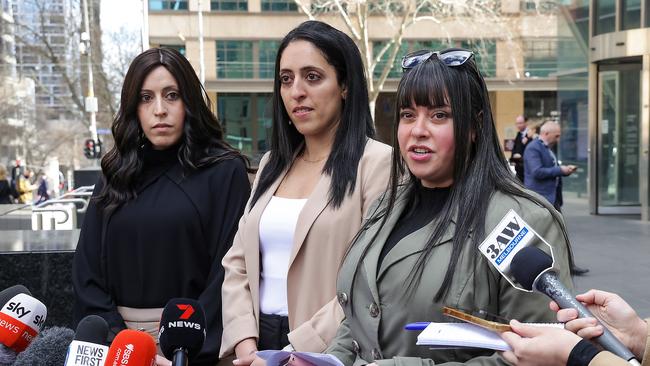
[509,247,640,365]
[553,290,648,361]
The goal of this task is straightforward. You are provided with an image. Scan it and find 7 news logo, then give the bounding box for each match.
[176,304,195,320]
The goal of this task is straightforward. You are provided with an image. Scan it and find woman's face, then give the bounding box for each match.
[137,66,185,150]
[397,103,455,188]
[278,40,345,140]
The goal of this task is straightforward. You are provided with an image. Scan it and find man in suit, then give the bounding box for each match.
[524,121,588,275]
[509,115,530,182]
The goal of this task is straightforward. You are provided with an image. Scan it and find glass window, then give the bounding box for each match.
[372,41,408,80]
[160,44,186,57]
[594,0,615,35]
[217,93,273,163]
[211,0,248,11]
[259,41,279,79]
[460,39,496,77]
[216,41,253,78]
[261,0,297,11]
[622,0,641,30]
[149,0,188,10]
[523,39,557,77]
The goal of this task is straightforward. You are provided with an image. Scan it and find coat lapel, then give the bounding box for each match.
[288,172,332,268]
[376,217,457,281]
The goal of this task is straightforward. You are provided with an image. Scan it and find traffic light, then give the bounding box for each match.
[83,139,95,159]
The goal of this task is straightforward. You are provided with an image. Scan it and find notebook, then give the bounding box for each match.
[256,350,344,366]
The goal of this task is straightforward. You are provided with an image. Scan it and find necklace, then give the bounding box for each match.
[300,153,328,163]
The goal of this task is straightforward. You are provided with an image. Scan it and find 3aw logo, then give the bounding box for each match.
[176,304,195,320]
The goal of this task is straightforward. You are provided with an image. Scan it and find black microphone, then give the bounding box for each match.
[64,315,110,366]
[510,247,639,364]
[13,326,75,366]
[158,298,206,366]
[0,285,31,365]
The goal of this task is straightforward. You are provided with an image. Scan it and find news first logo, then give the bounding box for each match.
[478,209,554,291]
[66,340,108,366]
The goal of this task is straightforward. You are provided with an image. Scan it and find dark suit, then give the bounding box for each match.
[524,138,563,209]
[510,129,529,182]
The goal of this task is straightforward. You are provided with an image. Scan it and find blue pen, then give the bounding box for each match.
[404,322,430,330]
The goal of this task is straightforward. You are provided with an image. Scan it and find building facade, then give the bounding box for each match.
[147,0,578,162]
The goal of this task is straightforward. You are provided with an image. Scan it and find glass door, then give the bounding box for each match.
[597,64,642,213]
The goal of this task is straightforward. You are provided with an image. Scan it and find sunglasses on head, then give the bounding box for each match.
[401,48,474,71]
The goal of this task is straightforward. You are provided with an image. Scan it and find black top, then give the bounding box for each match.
[0,179,14,204]
[378,186,451,267]
[72,145,250,365]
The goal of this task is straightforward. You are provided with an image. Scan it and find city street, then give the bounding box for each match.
[562,197,650,317]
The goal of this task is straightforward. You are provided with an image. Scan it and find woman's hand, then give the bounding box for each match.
[551,289,647,360]
[155,355,172,366]
[233,338,259,366]
[501,320,581,366]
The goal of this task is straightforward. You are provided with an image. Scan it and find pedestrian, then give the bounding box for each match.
[72,48,251,366]
[325,48,573,366]
[509,115,531,182]
[523,121,587,275]
[35,172,49,204]
[16,167,37,204]
[220,20,392,365]
[0,164,16,204]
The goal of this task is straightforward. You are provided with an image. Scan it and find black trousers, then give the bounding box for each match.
[258,313,290,350]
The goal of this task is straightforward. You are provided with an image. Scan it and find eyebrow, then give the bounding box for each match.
[279,65,326,74]
[140,85,179,92]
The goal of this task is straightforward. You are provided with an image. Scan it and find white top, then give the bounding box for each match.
[259,196,307,316]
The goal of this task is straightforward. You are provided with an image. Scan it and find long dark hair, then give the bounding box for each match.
[250,20,375,208]
[349,52,575,302]
[96,48,247,211]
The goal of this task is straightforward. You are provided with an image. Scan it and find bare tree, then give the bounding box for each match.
[294,0,539,117]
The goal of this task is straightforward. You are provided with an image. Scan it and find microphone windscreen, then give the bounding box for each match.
[0,344,18,366]
[13,326,74,366]
[0,293,48,352]
[0,285,31,306]
[74,315,109,344]
[105,329,156,366]
[510,246,554,290]
[158,298,206,361]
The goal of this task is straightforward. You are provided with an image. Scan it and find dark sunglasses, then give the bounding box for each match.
[401,48,474,71]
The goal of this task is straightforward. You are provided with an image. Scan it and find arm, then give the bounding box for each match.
[525,144,562,180]
[325,317,361,366]
[220,154,270,359]
[72,178,127,338]
[196,158,251,365]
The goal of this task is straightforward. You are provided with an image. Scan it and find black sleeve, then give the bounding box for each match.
[568,339,601,366]
[195,158,251,365]
[72,178,126,337]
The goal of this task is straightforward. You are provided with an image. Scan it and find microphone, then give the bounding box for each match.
[105,329,156,366]
[0,285,32,365]
[158,298,206,366]
[13,326,75,366]
[510,247,639,364]
[64,315,110,366]
[0,292,47,353]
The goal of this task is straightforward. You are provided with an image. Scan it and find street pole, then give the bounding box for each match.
[198,0,205,85]
[142,0,149,52]
[82,0,98,144]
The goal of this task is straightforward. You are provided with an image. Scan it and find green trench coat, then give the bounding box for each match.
[326,190,573,366]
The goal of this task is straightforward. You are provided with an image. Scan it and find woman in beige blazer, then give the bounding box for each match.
[220,21,391,365]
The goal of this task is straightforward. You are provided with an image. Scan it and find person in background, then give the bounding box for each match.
[502,289,649,366]
[0,164,17,204]
[72,48,251,366]
[325,48,573,366]
[523,121,587,276]
[509,115,530,183]
[16,167,37,204]
[220,20,392,366]
[35,172,50,204]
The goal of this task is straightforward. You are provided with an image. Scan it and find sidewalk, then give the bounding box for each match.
[561,197,650,317]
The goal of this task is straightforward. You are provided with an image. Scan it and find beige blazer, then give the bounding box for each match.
[220,139,392,357]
